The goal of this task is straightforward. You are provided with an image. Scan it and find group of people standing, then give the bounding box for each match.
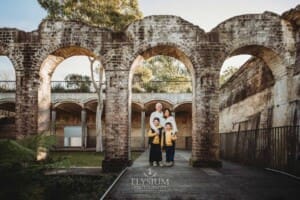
[148,102,178,167]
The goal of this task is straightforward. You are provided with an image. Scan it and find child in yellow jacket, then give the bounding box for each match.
[148,117,163,167]
[162,122,177,166]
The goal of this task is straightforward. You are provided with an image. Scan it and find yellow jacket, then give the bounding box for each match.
[163,130,177,147]
[148,126,163,145]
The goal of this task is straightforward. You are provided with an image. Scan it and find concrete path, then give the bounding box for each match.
[106,150,300,200]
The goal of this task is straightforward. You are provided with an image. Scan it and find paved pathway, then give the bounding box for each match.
[106,150,300,200]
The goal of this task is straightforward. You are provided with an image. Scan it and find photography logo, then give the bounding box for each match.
[130,168,170,192]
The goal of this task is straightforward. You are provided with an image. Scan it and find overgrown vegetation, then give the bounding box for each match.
[0,135,118,199]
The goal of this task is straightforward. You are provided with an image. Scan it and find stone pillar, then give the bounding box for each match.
[15,61,39,137]
[81,108,87,148]
[102,70,132,172]
[190,69,222,168]
[141,111,146,149]
[50,109,56,135]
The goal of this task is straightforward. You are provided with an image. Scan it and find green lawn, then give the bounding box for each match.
[50,151,142,167]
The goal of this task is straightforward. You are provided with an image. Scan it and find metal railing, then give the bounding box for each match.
[220,126,300,176]
[132,80,192,93]
[0,81,16,92]
[51,81,101,93]
[0,80,192,93]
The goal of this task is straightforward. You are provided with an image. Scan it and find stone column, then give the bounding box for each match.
[15,60,39,137]
[141,111,146,149]
[102,70,131,172]
[190,68,222,168]
[81,108,87,148]
[50,109,56,135]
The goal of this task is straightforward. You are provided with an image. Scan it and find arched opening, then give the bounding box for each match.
[219,46,279,133]
[128,45,195,161]
[0,56,16,138]
[53,102,83,148]
[38,46,100,133]
[218,45,286,166]
[131,102,145,151]
[174,102,192,150]
[84,99,106,149]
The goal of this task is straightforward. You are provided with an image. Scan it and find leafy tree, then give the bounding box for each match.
[133,55,192,93]
[220,66,239,86]
[64,73,91,92]
[38,0,142,31]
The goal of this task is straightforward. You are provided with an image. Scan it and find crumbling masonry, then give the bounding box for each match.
[0,5,300,171]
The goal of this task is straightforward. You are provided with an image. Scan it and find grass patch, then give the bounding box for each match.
[50,151,142,167]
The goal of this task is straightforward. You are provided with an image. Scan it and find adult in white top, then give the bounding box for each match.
[163,108,178,133]
[149,102,164,133]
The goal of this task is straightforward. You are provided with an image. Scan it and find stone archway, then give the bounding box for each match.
[38,46,96,133]
[219,45,291,127]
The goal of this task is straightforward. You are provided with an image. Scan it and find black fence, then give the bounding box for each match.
[220,126,300,176]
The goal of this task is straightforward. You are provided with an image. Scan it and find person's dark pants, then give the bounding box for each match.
[165,145,175,162]
[149,144,162,163]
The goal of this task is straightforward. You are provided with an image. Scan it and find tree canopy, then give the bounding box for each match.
[38,0,142,31]
[132,55,192,93]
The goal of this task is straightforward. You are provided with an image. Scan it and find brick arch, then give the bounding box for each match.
[38,45,98,133]
[212,12,295,79]
[224,45,285,79]
[173,102,192,112]
[36,45,98,72]
[83,98,98,106]
[53,101,83,110]
[125,44,197,104]
[131,102,144,112]
[113,43,198,165]
[0,43,21,72]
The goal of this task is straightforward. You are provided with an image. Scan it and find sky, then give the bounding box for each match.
[0,0,298,80]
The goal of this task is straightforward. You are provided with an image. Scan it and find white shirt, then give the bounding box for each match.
[163,116,178,133]
[149,111,164,132]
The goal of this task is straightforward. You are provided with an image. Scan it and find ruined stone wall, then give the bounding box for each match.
[219,57,275,132]
[0,5,298,171]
